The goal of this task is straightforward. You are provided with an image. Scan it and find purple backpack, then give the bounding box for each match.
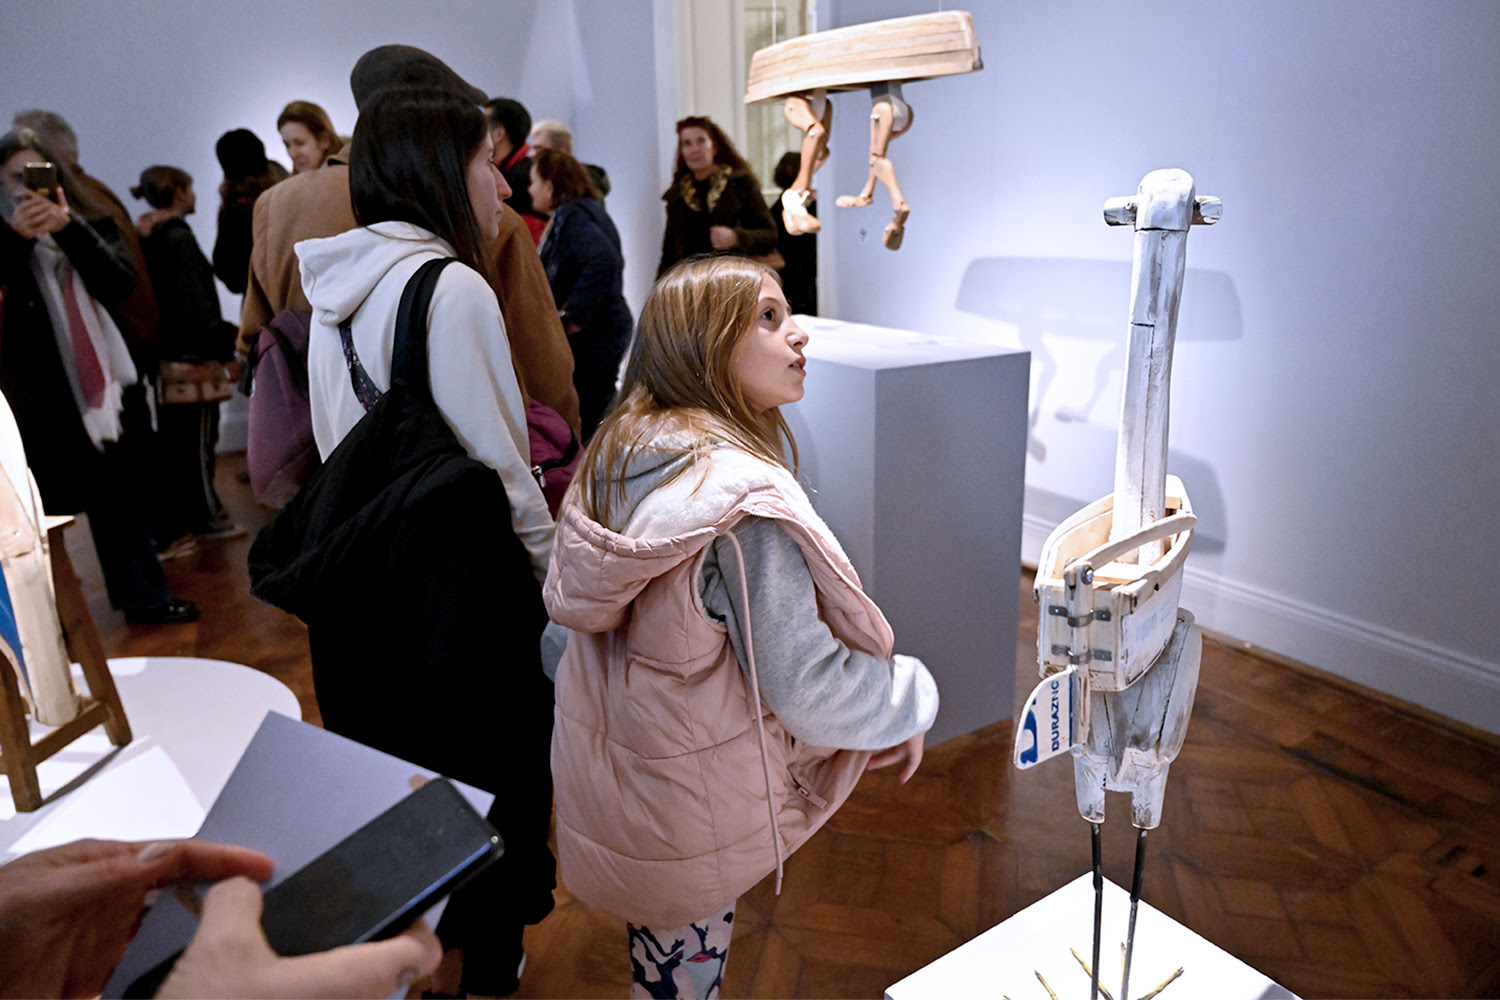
[526,398,579,515]
[245,308,317,508]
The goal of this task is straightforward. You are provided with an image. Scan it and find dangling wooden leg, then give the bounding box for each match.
[836,97,891,209]
[871,155,910,249]
[1090,822,1103,1000]
[1121,828,1148,1000]
[782,92,831,235]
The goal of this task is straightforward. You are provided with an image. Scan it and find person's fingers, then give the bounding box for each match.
[899,742,923,784]
[193,876,271,944]
[261,924,443,999]
[139,839,276,886]
[21,838,140,866]
[155,878,277,1000]
[865,747,899,770]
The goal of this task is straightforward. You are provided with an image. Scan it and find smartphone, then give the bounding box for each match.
[123,778,500,997]
[22,161,59,202]
[259,776,501,955]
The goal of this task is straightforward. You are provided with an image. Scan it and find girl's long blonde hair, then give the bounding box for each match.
[572,256,798,526]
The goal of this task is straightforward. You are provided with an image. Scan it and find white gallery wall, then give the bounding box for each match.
[4,0,1497,734]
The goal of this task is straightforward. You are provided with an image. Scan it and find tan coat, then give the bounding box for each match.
[237,153,581,433]
[546,479,890,928]
[76,168,159,357]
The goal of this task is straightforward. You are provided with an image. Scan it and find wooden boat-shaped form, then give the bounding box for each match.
[744,11,982,104]
[1034,475,1196,693]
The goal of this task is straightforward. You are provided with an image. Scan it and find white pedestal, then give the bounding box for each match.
[1,656,301,859]
[784,317,1030,744]
[888,873,1298,999]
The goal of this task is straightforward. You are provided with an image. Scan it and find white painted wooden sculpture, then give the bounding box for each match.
[1013,169,1220,1000]
[744,11,982,249]
[0,391,79,726]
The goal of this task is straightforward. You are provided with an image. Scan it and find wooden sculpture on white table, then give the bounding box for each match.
[1013,169,1220,1000]
[0,392,78,727]
[0,390,132,811]
[745,11,982,249]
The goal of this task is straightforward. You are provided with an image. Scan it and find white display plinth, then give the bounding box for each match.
[784,317,1030,743]
[1,656,301,858]
[887,873,1299,999]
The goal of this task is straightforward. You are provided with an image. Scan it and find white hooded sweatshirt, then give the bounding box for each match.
[296,221,553,580]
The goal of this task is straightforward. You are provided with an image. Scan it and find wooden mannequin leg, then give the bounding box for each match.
[782,95,831,235]
[838,98,898,209]
[872,157,910,249]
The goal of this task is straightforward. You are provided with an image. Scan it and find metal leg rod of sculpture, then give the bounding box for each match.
[836,82,913,250]
[1090,822,1104,1000]
[1014,169,1220,1000]
[781,90,831,235]
[1122,827,1149,1000]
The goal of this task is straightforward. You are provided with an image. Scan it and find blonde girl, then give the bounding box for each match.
[545,256,937,999]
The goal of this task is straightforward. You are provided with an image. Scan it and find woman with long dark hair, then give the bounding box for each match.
[531,146,632,440]
[289,85,555,998]
[0,129,196,624]
[657,116,777,277]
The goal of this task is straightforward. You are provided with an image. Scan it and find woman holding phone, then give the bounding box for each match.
[0,129,196,624]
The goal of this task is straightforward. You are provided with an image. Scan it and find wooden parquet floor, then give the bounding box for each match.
[85,453,1500,999]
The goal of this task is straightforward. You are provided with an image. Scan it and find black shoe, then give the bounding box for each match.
[124,599,200,625]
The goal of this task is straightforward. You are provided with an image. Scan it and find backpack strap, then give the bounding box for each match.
[391,256,460,397]
[246,309,311,398]
[337,317,382,411]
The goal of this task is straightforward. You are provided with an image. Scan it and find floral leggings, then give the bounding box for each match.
[627,906,736,999]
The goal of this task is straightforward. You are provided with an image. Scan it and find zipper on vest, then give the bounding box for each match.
[788,772,829,810]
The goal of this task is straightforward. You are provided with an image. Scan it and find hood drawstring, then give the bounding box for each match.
[723,529,785,895]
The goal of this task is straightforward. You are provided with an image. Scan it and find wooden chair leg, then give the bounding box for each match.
[0,649,44,811]
[46,518,131,746]
[0,518,134,811]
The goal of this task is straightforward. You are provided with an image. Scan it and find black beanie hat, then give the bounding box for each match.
[350,45,487,112]
[216,128,269,180]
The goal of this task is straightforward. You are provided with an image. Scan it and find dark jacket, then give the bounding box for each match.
[658,166,777,277]
[75,167,158,362]
[540,197,633,437]
[541,198,630,337]
[140,217,235,361]
[0,213,138,512]
[499,144,546,244]
[774,188,818,316]
[212,170,280,294]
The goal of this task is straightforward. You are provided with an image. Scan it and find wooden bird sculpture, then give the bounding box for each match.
[1014,169,1221,1000]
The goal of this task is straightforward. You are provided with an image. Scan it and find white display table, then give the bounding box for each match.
[1,656,300,860]
[784,317,1030,743]
[887,872,1298,999]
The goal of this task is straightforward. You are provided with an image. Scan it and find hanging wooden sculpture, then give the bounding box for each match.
[744,11,982,249]
[1013,169,1220,1000]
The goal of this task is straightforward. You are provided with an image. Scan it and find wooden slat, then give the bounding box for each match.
[745,12,981,103]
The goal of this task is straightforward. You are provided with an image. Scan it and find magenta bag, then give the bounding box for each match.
[526,398,579,516]
[245,309,317,508]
